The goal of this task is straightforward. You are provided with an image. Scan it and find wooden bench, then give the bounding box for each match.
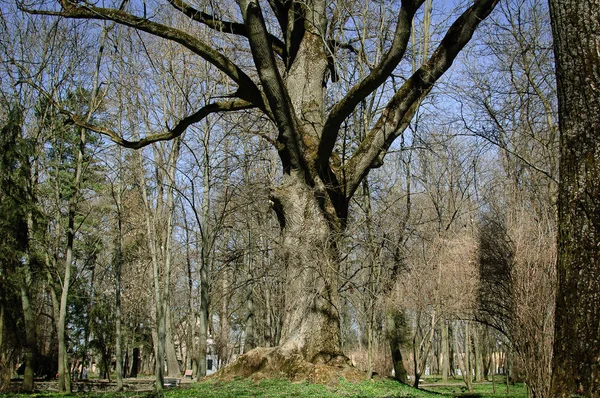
[163,377,181,387]
[184,369,193,379]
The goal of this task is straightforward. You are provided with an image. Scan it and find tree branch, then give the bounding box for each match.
[23,79,254,148]
[20,0,265,108]
[166,0,286,58]
[79,100,255,149]
[343,0,500,197]
[240,0,305,173]
[318,0,425,167]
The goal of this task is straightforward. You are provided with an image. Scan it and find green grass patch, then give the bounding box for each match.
[0,378,528,397]
[422,381,528,398]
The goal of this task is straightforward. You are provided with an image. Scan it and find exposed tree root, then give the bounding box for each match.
[210,347,366,384]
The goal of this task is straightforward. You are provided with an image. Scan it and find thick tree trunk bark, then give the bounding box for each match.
[271,173,346,364]
[548,1,600,396]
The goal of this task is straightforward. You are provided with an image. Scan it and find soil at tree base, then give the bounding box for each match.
[209,347,367,385]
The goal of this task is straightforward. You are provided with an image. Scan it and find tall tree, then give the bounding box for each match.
[548,0,600,396]
[21,0,500,369]
[0,104,38,392]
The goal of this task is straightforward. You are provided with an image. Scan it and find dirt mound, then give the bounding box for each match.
[210,347,366,385]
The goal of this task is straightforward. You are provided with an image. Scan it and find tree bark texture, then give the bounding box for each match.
[271,173,346,363]
[549,0,600,396]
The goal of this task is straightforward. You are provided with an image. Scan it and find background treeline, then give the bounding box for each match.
[0,0,557,397]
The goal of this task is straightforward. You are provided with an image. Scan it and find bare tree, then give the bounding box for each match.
[20,0,500,373]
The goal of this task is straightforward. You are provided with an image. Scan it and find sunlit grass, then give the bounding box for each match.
[0,377,528,397]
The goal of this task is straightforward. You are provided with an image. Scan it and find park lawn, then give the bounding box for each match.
[422,379,528,398]
[0,378,527,397]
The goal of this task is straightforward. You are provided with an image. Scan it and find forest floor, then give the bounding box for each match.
[1,376,527,397]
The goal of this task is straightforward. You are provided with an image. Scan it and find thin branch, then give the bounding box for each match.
[19,0,265,107]
[167,0,285,58]
[22,79,254,148]
[318,0,425,167]
[344,0,500,198]
[86,100,254,148]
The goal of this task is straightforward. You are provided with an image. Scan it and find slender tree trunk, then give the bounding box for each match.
[57,125,86,392]
[196,259,208,378]
[464,322,472,392]
[165,307,180,376]
[20,268,36,392]
[441,320,449,382]
[548,0,600,396]
[0,302,7,388]
[218,271,230,367]
[138,139,180,393]
[131,347,140,378]
[243,224,256,353]
[0,302,3,370]
[19,210,37,391]
[506,349,510,395]
[455,321,473,392]
[473,325,483,382]
[362,177,381,380]
[114,189,124,391]
[244,288,256,353]
[265,280,273,348]
[114,302,122,383]
[387,310,409,384]
[140,155,165,392]
[191,133,212,379]
[183,218,198,377]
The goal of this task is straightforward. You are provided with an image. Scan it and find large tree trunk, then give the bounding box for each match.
[548,0,600,396]
[270,173,346,363]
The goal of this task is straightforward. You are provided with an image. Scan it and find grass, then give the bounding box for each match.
[422,380,527,398]
[0,378,528,397]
